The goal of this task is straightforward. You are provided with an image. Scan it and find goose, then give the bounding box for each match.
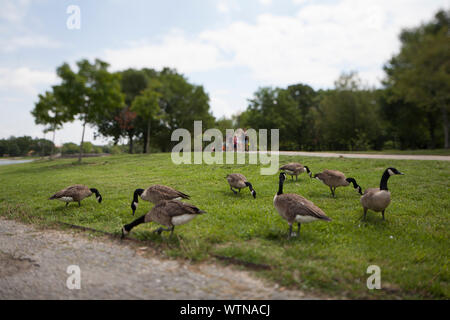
[360,167,404,220]
[226,173,256,198]
[279,163,312,181]
[313,169,363,197]
[131,184,190,215]
[49,184,102,207]
[273,172,331,238]
[122,200,206,238]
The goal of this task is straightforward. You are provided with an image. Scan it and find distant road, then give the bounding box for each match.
[249,151,450,161]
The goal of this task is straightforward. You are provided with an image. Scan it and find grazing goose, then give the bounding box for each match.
[360,167,404,220]
[279,163,312,181]
[122,200,206,238]
[313,169,363,197]
[49,184,102,207]
[226,173,256,198]
[131,184,190,215]
[273,172,331,238]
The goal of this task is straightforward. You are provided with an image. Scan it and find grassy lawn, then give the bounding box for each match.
[0,153,448,299]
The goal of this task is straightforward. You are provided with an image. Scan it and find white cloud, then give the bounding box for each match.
[103,29,231,73]
[0,0,30,23]
[259,0,272,6]
[0,67,57,95]
[216,0,240,14]
[0,35,61,52]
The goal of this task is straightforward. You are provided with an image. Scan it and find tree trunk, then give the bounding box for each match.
[78,121,86,163]
[427,113,436,149]
[51,129,56,159]
[146,117,151,154]
[128,131,133,154]
[442,105,449,149]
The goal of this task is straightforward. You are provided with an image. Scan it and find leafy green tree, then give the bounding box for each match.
[239,87,301,150]
[131,83,161,154]
[286,83,318,150]
[52,59,124,162]
[31,91,71,156]
[384,10,450,148]
[315,73,383,151]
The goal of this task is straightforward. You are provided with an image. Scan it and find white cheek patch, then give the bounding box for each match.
[133,202,138,207]
[388,169,394,176]
[58,197,73,202]
[96,196,101,201]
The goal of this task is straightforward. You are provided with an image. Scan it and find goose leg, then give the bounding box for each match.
[288,224,293,238]
[78,201,81,207]
[382,210,385,220]
[329,187,335,197]
[170,226,175,237]
[154,227,172,235]
[230,187,238,195]
[363,208,368,221]
[65,202,69,207]
[296,175,298,181]
[333,187,337,197]
[238,188,241,193]
[297,223,301,235]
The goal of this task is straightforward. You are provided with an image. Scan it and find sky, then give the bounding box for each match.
[0,0,448,145]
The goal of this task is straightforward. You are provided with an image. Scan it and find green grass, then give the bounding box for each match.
[0,153,448,299]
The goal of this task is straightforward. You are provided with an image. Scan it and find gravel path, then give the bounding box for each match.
[268,151,450,161]
[0,218,316,300]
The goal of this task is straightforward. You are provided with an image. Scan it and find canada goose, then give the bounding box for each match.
[49,184,102,207]
[226,173,256,198]
[131,184,190,215]
[122,200,206,238]
[273,172,331,238]
[279,163,312,181]
[360,167,404,220]
[313,170,363,197]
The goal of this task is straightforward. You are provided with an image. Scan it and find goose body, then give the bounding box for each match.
[131,184,190,215]
[122,200,206,238]
[314,169,362,196]
[49,184,102,207]
[226,173,256,198]
[273,172,330,237]
[279,163,311,181]
[360,167,404,220]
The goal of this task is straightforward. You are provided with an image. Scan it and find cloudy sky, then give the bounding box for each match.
[0,0,448,145]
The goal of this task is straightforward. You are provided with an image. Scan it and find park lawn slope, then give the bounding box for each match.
[0,153,448,299]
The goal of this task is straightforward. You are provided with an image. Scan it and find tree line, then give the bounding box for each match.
[31,10,448,159]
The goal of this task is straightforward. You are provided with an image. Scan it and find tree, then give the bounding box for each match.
[315,73,383,151]
[239,87,301,150]
[131,83,161,154]
[31,91,71,156]
[52,59,124,162]
[384,10,450,148]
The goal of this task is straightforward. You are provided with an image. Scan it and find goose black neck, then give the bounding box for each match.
[277,179,284,195]
[245,182,253,191]
[90,188,100,197]
[380,170,391,191]
[133,189,144,203]
[125,215,145,232]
